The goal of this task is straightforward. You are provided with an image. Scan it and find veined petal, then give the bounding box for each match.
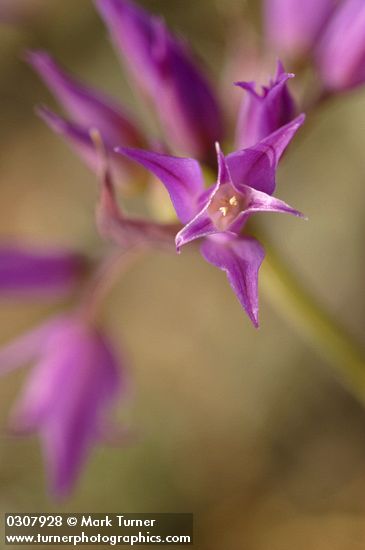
[175,209,217,252]
[115,147,204,223]
[0,244,86,298]
[201,234,265,327]
[226,114,305,196]
[26,50,143,147]
[232,184,305,229]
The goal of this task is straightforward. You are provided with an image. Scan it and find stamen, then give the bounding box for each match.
[229,196,238,206]
[219,206,228,217]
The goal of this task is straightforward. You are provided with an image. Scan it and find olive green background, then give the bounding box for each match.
[0,1,364,548]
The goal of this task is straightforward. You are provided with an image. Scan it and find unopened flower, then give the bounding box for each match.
[26,51,144,183]
[0,244,86,298]
[95,0,223,161]
[0,315,127,496]
[316,0,365,91]
[116,116,305,326]
[235,61,296,149]
[264,0,336,60]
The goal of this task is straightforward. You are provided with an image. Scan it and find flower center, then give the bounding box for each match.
[208,184,245,230]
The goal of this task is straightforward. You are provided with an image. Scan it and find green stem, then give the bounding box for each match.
[261,245,365,403]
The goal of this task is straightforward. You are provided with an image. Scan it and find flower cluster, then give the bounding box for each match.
[1,0,364,496]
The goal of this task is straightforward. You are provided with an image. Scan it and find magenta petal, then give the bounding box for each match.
[316,0,365,91]
[235,62,296,149]
[0,245,86,298]
[115,147,204,223]
[234,184,305,228]
[38,321,123,496]
[95,0,222,159]
[227,114,305,196]
[26,50,143,148]
[0,318,63,376]
[264,0,336,59]
[97,160,178,248]
[201,234,265,327]
[175,208,217,252]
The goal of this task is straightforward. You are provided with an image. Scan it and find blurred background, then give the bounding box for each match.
[0,1,365,548]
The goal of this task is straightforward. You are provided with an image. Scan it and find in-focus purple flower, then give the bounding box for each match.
[235,61,296,149]
[264,0,337,60]
[0,314,126,496]
[316,0,365,91]
[0,244,87,298]
[116,116,305,326]
[95,0,223,161]
[26,51,144,183]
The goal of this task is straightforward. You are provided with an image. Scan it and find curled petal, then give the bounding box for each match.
[26,50,143,147]
[175,209,217,252]
[227,114,305,196]
[0,244,86,298]
[235,61,296,149]
[201,234,265,327]
[115,147,204,223]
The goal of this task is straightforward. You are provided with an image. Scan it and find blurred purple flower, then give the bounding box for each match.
[316,0,365,91]
[95,0,223,161]
[116,116,305,326]
[0,244,86,298]
[0,315,126,496]
[235,61,296,149]
[26,51,144,183]
[264,0,337,59]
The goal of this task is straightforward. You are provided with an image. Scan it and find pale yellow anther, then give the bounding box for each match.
[219,206,229,217]
[229,196,238,206]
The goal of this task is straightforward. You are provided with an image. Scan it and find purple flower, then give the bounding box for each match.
[235,61,296,149]
[26,51,144,182]
[0,244,86,298]
[316,0,365,91]
[0,315,126,496]
[264,0,337,59]
[95,0,223,161]
[116,116,305,326]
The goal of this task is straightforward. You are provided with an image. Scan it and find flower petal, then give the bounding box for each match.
[201,234,265,327]
[97,158,179,249]
[226,114,305,196]
[115,147,204,223]
[231,184,305,230]
[0,317,63,376]
[95,0,222,159]
[0,244,86,298]
[26,50,143,147]
[235,61,296,149]
[315,0,365,91]
[264,0,336,59]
